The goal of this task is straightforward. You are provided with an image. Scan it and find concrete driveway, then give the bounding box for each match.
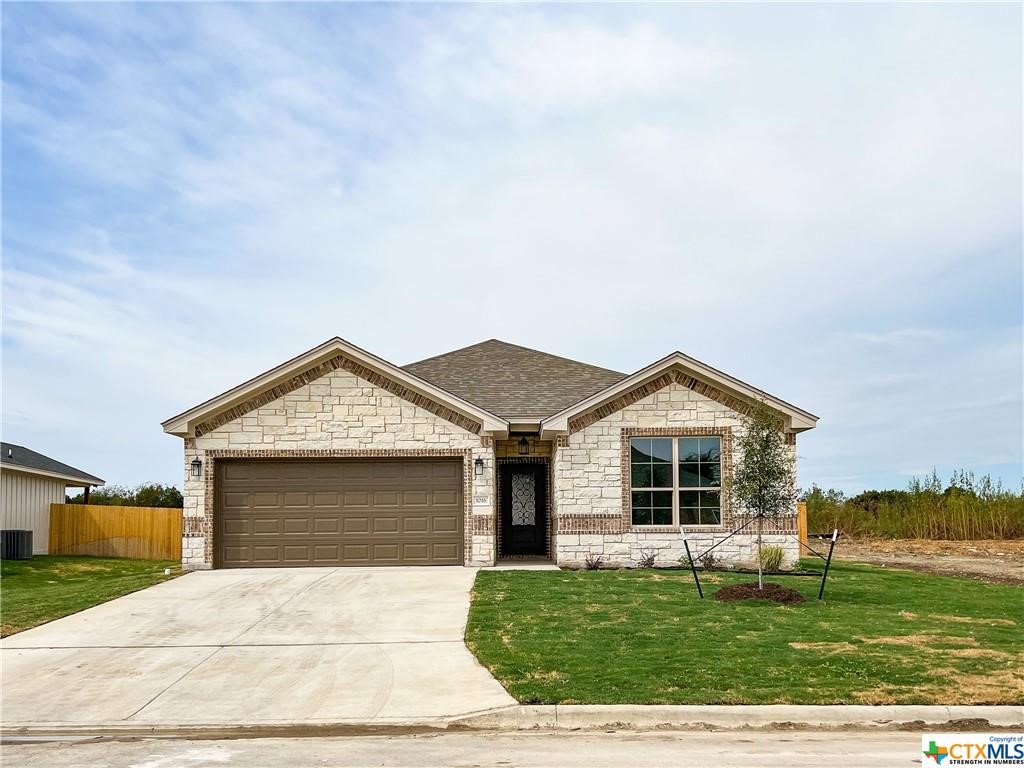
[1,567,514,727]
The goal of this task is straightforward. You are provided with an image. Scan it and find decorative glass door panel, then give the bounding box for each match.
[511,472,536,526]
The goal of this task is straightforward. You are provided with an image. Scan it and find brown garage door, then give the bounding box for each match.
[216,459,463,568]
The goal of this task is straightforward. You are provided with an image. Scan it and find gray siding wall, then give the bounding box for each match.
[0,469,65,553]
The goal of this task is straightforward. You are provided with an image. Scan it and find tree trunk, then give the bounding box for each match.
[757,513,764,590]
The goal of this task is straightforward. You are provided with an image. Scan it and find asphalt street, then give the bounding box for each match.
[2,729,924,767]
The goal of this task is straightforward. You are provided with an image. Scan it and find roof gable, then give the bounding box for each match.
[403,340,627,419]
[0,443,104,486]
[540,352,818,435]
[162,337,508,437]
[162,338,817,439]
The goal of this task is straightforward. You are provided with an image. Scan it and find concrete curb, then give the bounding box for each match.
[451,704,1024,731]
[3,705,1020,740]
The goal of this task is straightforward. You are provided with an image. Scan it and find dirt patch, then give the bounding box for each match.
[53,562,111,575]
[943,648,1016,660]
[714,583,805,604]
[789,641,858,653]
[791,636,1017,663]
[837,538,1024,585]
[858,634,978,648]
[929,613,1017,627]
[855,666,1024,705]
[525,670,565,681]
[898,609,1015,627]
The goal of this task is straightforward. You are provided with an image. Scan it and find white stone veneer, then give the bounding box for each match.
[182,369,495,569]
[552,381,799,569]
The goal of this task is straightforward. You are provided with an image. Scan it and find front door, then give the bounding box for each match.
[499,463,547,557]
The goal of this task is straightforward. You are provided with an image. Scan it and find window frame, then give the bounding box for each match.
[626,431,727,529]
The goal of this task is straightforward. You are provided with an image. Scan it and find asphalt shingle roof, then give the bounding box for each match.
[1,442,104,485]
[403,340,627,419]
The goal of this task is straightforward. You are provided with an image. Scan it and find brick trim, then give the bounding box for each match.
[198,448,474,567]
[471,516,494,535]
[194,354,483,437]
[730,514,797,533]
[183,517,204,536]
[568,369,758,434]
[620,427,734,534]
[557,514,623,534]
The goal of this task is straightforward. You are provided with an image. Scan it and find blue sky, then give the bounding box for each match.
[2,3,1021,494]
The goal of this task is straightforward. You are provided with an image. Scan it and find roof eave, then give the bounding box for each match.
[0,463,104,486]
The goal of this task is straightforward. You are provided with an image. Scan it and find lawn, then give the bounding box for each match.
[466,562,1024,705]
[1,555,179,636]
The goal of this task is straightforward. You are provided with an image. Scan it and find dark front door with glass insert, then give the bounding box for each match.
[499,463,547,557]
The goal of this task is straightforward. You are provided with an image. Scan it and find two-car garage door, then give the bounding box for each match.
[216,459,463,568]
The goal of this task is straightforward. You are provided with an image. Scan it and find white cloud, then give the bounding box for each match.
[2,3,1020,491]
[409,13,731,113]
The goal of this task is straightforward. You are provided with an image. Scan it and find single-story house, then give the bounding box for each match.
[162,338,817,570]
[0,443,105,554]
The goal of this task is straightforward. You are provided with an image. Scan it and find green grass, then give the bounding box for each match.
[466,562,1024,705]
[1,555,179,636]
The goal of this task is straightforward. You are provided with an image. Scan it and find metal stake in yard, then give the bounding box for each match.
[817,529,839,600]
[683,539,704,599]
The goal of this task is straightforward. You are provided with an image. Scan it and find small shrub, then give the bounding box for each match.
[634,549,656,569]
[760,545,785,572]
[583,554,604,571]
[696,551,721,572]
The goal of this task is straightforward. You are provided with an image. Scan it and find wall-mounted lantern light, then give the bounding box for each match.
[190,458,203,479]
[474,457,485,477]
[518,436,530,455]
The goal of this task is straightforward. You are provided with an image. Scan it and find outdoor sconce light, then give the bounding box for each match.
[474,457,485,477]
[518,436,530,455]
[190,458,203,479]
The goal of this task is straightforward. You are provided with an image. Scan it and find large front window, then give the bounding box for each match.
[630,436,722,526]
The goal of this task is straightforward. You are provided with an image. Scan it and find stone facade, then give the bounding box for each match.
[182,368,496,569]
[179,364,799,571]
[551,381,799,569]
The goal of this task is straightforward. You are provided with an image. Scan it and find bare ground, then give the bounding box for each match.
[834,538,1024,585]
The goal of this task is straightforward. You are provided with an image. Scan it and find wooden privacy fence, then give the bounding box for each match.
[49,504,182,560]
[797,501,808,550]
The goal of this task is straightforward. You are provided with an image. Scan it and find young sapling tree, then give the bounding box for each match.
[730,401,799,589]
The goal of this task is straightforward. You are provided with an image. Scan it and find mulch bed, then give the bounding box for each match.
[713,582,805,604]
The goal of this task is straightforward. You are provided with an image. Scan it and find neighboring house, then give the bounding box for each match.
[162,338,817,570]
[0,443,105,554]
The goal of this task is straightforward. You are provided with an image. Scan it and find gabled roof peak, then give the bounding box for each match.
[540,351,819,434]
[403,340,626,420]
